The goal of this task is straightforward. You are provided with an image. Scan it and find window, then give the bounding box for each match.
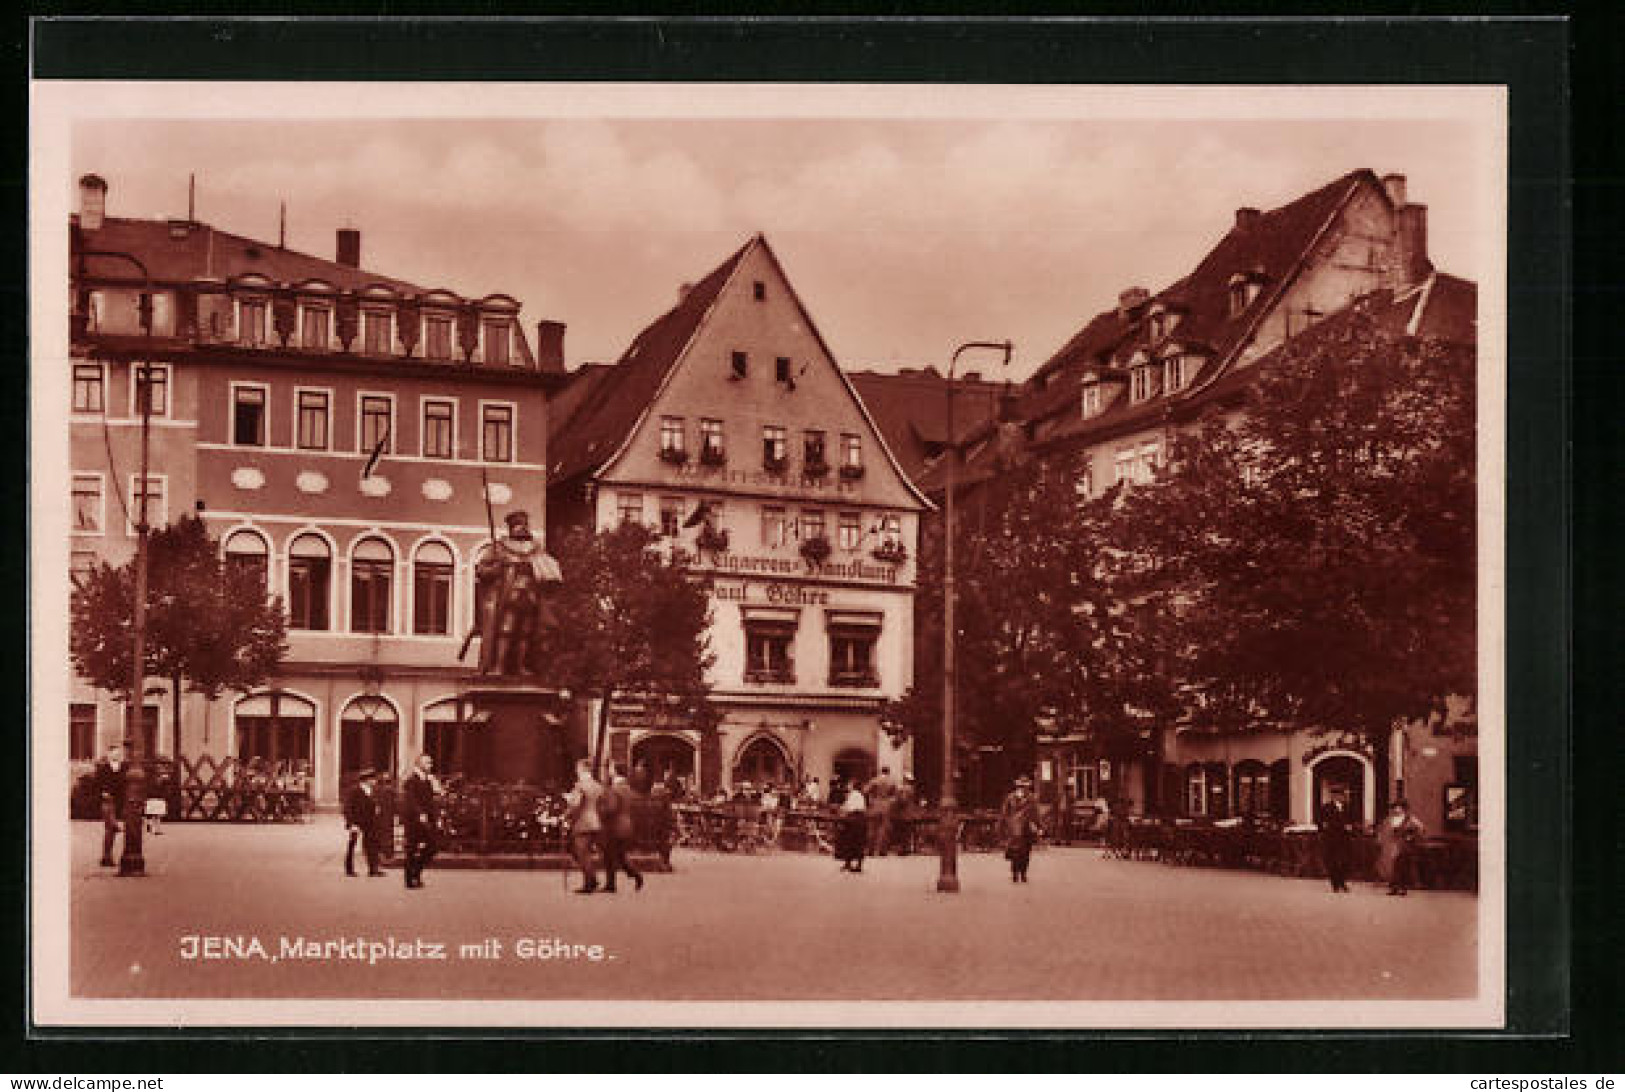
[800,510,826,543]
[1081,382,1101,419]
[72,364,105,413]
[841,433,863,469]
[660,416,686,457]
[131,364,169,418]
[240,300,268,347]
[363,311,392,356]
[224,530,269,591]
[483,321,510,366]
[731,351,748,378]
[804,430,827,470]
[1075,466,1094,500]
[127,475,166,532]
[700,418,725,463]
[744,620,796,684]
[1113,440,1162,487]
[880,513,902,543]
[617,493,644,527]
[1229,278,1262,316]
[753,280,766,301]
[350,537,393,634]
[1186,766,1208,817]
[295,390,330,451]
[425,316,453,361]
[775,356,792,383]
[287,534,331,631]
[359,395,393,455]
[1130,364,1160,402]
[412,541,455,636]
[828,623,879,687]
[301,308,330,350]
[481,403,514,463]
[70,703,97,761]
[72,474,103,535]
[659,497,685,538]
[1235,762,1270,817]
[761,506,790,547]
[1164,355,1190,394]
[422,399,454,459]
[233,385,267,446]
[762,425,788,471]
[838,512,861,550]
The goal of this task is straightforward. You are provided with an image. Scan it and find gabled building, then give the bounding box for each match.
[547,235,929,792]
[67,173,567,805]
[880,169,1477,832]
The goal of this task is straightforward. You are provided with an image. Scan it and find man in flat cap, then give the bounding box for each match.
[343,767,384,877]
[471,509,564,678]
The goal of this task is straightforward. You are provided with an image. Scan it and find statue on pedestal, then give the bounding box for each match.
[464,510,563,678]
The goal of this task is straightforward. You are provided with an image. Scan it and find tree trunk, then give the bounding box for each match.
[699,724,722,797]
[590,689,612,779]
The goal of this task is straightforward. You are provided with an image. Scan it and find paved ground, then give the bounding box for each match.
[68,817,1476,1001]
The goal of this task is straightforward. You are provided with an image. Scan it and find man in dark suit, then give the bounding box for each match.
[1318,792,1354,893]
[599,766,644,894]
[344,768,385,877]
[401,754,439,889]
[93,746,128,867]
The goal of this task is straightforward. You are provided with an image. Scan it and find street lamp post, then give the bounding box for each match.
[937,339,1012,894]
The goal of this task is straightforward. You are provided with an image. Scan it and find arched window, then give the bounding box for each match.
[412,541,455,636]
[234,691,314,768]
[287,534,331,630]
[224,529,269,591]
[351,537,393,634]
[340,694,398,780]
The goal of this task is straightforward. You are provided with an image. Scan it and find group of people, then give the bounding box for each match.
[826,766,917,872]
[1317,793,1429,896]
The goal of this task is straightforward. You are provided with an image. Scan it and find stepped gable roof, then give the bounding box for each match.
[847,367,1003,482]
[547,238,752,484]
[74,217,425,294]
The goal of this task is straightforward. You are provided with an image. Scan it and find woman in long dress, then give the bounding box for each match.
[836,782,868,873]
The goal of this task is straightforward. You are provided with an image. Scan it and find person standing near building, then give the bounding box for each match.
[1378,798,1426,896]
[344,768,385,878]
[598,765,644,894]
[835,780,868,873]
[1318,791,1353,893]
[999,776,1041,883]
[401,753,439,890]
[802,775,824,808]
[865,766,895,855]
[93,745,128,867]
[565,759,605,894]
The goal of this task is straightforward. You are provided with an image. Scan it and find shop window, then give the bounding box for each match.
[350,537,393,634]
[72,474,104,535]
[482,403,514,463]
[232,385,267,447]
[359,395,393,455]
[70,703,97,761]
[287,535,331,631]
[296,390,330,451]
[412,541,455,636]
[422,399,454,459]
[72,364,105,413]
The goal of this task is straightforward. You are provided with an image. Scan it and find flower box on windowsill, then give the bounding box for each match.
[839,464,866,481]
[872,540,908,564]
[696,526,730,553]
[744,668,796,686]
[829,671,879,689]
[799,535,832,565]
[659,447,689,466]
[699,446,727,467]
[763,456,789,476]
[803,458,831,478]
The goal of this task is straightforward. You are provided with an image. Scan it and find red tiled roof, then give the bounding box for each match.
[847,368,1004,483]
[547,238,752,484]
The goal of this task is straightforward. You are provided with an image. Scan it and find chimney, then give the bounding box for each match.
[1397,203,1432,286]
[336,227,361,268]
[78,174,107,231]
[1382,172,1408,208]
[1117,286,1150,319]
[1234,207,1260,232]
[535,320,566,373]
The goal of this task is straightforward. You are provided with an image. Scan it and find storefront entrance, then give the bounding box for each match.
[1312,753,1368,824]
[632,733,697,786]
[732,734,791,789]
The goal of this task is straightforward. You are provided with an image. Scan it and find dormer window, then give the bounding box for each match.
[301,307,330,351]
[363,310,392,356]
[1228,273,1265,317]
[1164,354,1195,394]
[1081,381,1103,419]
[425,316,454,360]
[1130,363,1161,403]
[483,319,510,366]
[239,299,268,347]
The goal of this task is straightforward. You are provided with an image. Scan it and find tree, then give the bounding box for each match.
[70,515,289,753]
[1110,299,1476,806]
[533,522,718,786]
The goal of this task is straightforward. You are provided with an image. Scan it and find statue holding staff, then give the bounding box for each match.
[463,509,563,678]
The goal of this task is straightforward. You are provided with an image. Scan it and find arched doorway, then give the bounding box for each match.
[234,692,315,770]
[632,733,697,787]
[423,697,487,779]
[1311,753,1369,825]
[340,694,399,781]
[732,734,791,789]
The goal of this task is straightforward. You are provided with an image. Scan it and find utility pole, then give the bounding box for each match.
[121,297,155,876]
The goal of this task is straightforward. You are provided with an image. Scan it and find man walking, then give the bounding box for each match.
[401,754,439,890]
[598,765,644,894]
[1317,792,1353,893]
[344,768,385,877]
[565,759,605,894]
[93,745,128,867]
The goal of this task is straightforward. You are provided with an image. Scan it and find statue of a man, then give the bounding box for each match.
[470,510,563,678]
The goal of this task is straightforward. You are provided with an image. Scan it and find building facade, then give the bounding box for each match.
[67,173,564,805]
[548,235,928,792]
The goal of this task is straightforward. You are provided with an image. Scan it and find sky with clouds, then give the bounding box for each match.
[74,115,1487,380]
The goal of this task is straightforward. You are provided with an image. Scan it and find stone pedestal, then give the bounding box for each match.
[460,682,580,791]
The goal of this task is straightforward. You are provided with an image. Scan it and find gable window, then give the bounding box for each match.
[350,537,393,634]
[744,616,796,684]
[761,505,790,548]
[72,364,105,413]
[838,512,861,550]
[700,418,725,464]
[412,541,455,636]
[762,425,788,472]
[70,703,97,762]
[239,299,268,347]
[753,280,766,301]
[287,535,331,631]
[132,364,170,418]
[363,311,392,356]
[425,316,454,361]
[775,357,792,383]
[422,399,454,459]
[730,351,749,378]
[1081,382,1102,419]
[616,493,644,527]
[840,433,864,478]
[232,385,267,447]
[659,497,685,538]
[72,474,104,535]
[127,475,166,532]
[360,394,393,455]
[659,416,686,461]
[803,430,828,474]
[301,307,330,350]
[296,390,330,451]
[481,403,514,463]
[483,320,510,366]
